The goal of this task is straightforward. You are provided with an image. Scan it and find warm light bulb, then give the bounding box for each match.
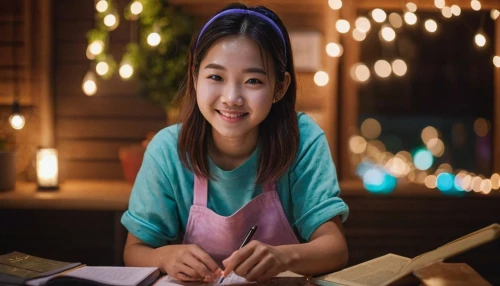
[336,19,350,34]
[425,19,438,33]
[326,43,343,57]
[130,1,143,15]
[82,71,97,96]
[471,0,481,11]
[351,63,370,82]
[494,56,500,68]
[371,9,387,23]
[119,63,134,79]
[374,60,392,78]
[388,13,403,28]
[328,0,342,10]
[104,14,117,27]
[9,114,25,130]
[404,12,417,25]
[314,71,329,86]
[406,2,417,12]
[451,5,461,16]
[380,25,396,41]
[355,17,371,33]
[392,59,407,76]
[353,29,366,41]
[147,32,161,46]
[96,61,109,76]
[491,9,500,20]
[96,0,108,12]
[475,33,486,47]
[434,0,445,9]
[89,40,104,56]
[441,6,452,18]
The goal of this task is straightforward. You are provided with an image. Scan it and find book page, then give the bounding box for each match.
[313,254,411,286]
[154,272,307,286]
[44,266,159,286]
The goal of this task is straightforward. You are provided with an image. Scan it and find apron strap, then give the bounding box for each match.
[193,175,208,207]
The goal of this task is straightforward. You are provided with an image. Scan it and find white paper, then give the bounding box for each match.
[64,266,158,285]
[153,272,251,286]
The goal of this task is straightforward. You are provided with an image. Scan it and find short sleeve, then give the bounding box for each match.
[121,148,180,248]
[290,116,349,241]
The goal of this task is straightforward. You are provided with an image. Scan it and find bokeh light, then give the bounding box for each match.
[413,149,433,170]
[361,118,382,139]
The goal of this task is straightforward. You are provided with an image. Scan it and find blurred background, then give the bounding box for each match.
[0,0,499,283]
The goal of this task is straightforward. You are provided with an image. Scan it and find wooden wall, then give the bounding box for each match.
[53,0,167,180]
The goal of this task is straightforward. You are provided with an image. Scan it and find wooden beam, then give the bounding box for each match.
[339,1,360,180]
[355,0,500,10]
[494,18,500,174]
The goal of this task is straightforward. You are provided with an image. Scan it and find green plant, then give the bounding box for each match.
[86,0,194,110]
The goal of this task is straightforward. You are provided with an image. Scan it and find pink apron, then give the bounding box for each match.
[182,175,300,266]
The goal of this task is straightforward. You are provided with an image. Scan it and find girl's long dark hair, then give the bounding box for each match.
[177,3,298,184]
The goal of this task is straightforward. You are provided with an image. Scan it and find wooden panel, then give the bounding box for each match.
[53,0,93,21]
[0,0,23,19]
[0,46,26,66]
[0,22,24,42]
[355,0,500,10]
[57,95,166,118]
[494,16,500,172]
[55,64,141,97]
[55,19,133,43]
[56,118,166,140]
[56,42,138,64]
[59,160,125,180]
[58,139,137,160]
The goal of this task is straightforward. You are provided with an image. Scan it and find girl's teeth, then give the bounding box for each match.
[220,112,244,118]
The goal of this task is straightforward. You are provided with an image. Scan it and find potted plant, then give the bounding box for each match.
[0,129,16,191]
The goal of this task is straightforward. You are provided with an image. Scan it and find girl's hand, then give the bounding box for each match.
[156,244,222,282]
[221,240,292,282]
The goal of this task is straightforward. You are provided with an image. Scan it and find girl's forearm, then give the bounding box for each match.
[278,234,348,276]
[123,242,164,269]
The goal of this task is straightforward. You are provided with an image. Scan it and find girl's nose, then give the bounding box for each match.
[220,84,243,106]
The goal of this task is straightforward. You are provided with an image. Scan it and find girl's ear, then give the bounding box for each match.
[273,72,291,103]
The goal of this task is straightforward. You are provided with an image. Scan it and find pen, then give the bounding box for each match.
[219,225,258,284]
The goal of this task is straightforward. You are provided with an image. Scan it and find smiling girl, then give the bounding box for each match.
[121,3,349,283]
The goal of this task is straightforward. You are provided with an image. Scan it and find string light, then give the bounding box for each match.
[326,42,343,57]
[404,12,418,25]
[371,9,387,23]
[434,0,445,9]
[388,13,403,28]
[314,71,329,86]
[328,0,342,10]
[374,60,392,78]
[406,2,417,13]
[96,61,110,76]
[130,1,143,15]
[82,71,98,96]
[494,56,500,68]
[9,102,25,130]
[391,59,407,76]
[474,33,486,47]
[147,32,161,46]
[119,60,134,79]
[96,0,109,12]
[336,19,350,34]
[451,5,461,16]
[441,6,452,18]
[351,63,371,82]
[425,19,438,33]
[491,9,500,20]
[103,9,119,31]
[355,17,371,33]
[353,28,367,41]
[380,25,396,41]
[470,0,481,11]
[88,40,104,57]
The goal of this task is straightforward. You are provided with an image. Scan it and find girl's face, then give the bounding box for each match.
[195,36,287,141]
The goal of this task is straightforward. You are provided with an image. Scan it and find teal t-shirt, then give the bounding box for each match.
[121,112,349,247]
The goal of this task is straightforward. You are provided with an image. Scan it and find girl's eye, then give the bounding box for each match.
[208,75,222,81]
[246,78,263,85]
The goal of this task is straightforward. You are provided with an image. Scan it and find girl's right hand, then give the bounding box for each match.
[155,244,222,282]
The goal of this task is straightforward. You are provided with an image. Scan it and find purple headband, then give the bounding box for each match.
[195,8,287,58]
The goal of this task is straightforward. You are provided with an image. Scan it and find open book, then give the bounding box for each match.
[312,223,500,286]
[152,271,307,285]
[0,252,160,286]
